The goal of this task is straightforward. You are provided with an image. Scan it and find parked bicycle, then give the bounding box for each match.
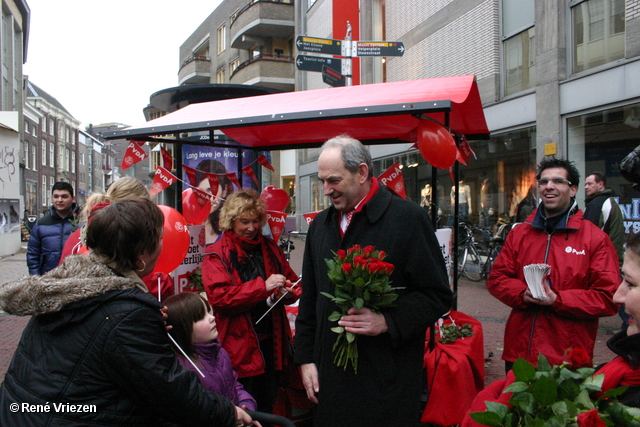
[278,230,307,260]
[457,221,489,282]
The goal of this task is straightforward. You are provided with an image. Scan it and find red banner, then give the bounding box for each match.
[303,211,320,226]
[378,162,407,199]
[242,165,259,187]
[256,154,275,172]
[206,173,219,197]
[121,140,148,170]
[161,146,173,171]
[183,164,198,187]
[226,172,242,190]
[267,211,288,243]
[150,166,178,196]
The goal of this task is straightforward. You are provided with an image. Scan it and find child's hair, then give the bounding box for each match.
[164,292,212,360]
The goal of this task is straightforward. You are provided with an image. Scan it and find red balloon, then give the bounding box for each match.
[416,119,458,169]
[260,185,290,212]
[181,188,212,225]
[152,205,191,274]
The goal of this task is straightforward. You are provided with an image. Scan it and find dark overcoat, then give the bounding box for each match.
[294,186,453,427]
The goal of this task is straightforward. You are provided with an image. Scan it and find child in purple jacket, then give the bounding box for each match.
[165,292,257,411]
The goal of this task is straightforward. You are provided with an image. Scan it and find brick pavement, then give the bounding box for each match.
[0,237,623,390]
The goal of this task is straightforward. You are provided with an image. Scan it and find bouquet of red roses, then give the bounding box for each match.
[321,244,403,373]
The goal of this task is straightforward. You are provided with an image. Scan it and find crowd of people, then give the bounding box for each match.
[2,134,640,426]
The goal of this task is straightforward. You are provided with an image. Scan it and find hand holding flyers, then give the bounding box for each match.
[523,264,551,301]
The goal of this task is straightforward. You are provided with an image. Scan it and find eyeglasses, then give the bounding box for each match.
[537,178,572,187]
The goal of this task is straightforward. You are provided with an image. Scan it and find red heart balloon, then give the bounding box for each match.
[181,188,212,225]
[416,119,458,169]
[260,185,290,212]
[152,205,190,274]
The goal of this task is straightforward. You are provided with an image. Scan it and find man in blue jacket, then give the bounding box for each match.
[27,181,79,275]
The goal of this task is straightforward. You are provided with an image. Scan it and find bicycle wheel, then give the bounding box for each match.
[463,243,488,282]
[481,245,502,280]
[457,246,469,279]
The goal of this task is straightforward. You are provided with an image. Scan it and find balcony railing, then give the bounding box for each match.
[180,55,211,69]
[230,0,293,28]
[230,54,294,78]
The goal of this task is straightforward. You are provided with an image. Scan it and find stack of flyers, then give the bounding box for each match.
[523,263,551,301]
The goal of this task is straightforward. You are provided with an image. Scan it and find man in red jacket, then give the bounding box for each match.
[488,157,619,371]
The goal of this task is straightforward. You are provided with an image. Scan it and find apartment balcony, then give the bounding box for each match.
[178,55,212,85]
[230,0,294,50]
[229,54,294,92]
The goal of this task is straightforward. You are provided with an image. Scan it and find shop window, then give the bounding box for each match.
[568,104,640,235]
[572,0,625,73]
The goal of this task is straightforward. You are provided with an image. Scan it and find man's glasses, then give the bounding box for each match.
[537,178,572,187]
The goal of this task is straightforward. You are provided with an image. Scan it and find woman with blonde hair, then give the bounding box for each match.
[203,189,300,414]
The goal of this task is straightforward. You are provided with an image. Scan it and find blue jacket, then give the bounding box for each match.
[27,204,79,275]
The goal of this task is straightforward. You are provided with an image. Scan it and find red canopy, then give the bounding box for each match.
[106,75,489,149]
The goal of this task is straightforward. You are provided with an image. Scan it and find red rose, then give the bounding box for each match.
[577,409,606,427]
[565,348,592,369]
[363,245,375,257]
[378,250,387,260]
[342,263,352,274]
[367,261,380,274]
[337,249,347,260]
[380,261,395,275]
[354,255,366,267]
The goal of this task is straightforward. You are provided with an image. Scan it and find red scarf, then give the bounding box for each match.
[223,231,281,277]
[597,357,640,393]
[340,177,380,237]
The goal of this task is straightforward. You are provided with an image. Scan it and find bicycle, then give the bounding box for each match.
[457,222,489,282]
[278,230,307,260]
[478,219,513,280]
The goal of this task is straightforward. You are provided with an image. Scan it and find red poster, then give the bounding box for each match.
[303,211,321,226]
[161,146,173,171]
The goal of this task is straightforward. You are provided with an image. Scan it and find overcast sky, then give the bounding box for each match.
[24,0,222,128]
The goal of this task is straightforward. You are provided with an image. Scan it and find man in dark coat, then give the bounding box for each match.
[294,135,453,427]
[27,181,79,275]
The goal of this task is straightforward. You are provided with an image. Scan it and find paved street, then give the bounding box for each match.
[0,237,622,387]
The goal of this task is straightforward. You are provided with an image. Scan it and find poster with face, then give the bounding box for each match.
[182,144,267,246]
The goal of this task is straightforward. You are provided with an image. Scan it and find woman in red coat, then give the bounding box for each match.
[203,189,300,414]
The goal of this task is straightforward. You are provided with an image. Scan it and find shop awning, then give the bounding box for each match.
[104,75,490,150]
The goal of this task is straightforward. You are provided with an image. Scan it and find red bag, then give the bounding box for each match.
[422,311,485,426]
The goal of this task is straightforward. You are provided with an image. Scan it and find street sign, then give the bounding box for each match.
[354,41,405,57]
[296,36,344,56]
[322,65,346,87]
[296,55,343,74]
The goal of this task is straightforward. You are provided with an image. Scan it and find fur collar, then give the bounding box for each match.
[0,254,142,316]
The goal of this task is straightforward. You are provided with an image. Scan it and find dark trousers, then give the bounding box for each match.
[239,336,279,414]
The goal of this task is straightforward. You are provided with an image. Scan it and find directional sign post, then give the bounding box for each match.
[296,36,345,56]
[322,65,346,87]
[295,55,343,74]
[353,41,405,57]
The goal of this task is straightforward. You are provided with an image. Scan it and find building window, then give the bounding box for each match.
[32,144,37,171]
[216,68,225,84]
[71,151,75,173]
[50,177,55,195]
[24,144,29,169]
[502,0,535,96]
[50,143,55,167]
[65,148,70,171]
[42,117,46,133]
[572,0,625,74]
[217,24,226,55]
[230,57,240,73]
[24,122,29,134]
[41,140,46,165]
[42,175,47,205]
[49,120,54,135]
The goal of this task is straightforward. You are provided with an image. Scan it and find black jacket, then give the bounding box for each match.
[27,204,79,275]
[295,184,452,426]
[0,255,237,426]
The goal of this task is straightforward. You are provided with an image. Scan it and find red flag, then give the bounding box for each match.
[242,165,259,187]
[160,146,173,171]
[303,211,320,226]
[378,162,407,199]
[226,172,242,190]
[455,147,467,165]
[206,173,219,197]
[449,166,455,183]
[192,187,211,207]
[267,211,288,242]
[121,140,148,170]
[183,164,198,187]
[458,137,475,162]
[150,166,178,196]
[256,154,275,172]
